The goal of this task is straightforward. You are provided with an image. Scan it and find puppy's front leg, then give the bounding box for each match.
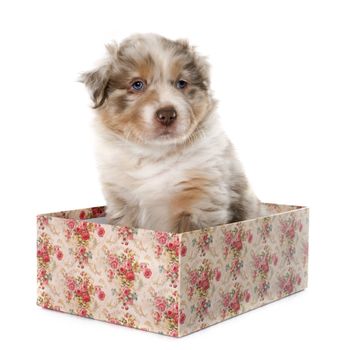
[105,195,138,227]
[173,212,198,233]
[105,196,126,224]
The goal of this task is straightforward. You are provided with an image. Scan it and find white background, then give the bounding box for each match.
[0,0,349,348]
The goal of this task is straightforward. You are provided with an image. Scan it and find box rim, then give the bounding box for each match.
[37,203,309,236]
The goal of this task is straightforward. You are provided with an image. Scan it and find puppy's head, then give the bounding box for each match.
[81,34,215,145]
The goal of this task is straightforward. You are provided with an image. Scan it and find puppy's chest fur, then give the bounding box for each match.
[96,122,241,232]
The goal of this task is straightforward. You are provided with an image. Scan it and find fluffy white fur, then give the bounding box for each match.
[81,34,261,232]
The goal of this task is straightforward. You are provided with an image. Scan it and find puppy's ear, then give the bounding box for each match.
[80,65,110,108]
[79,42,118,109]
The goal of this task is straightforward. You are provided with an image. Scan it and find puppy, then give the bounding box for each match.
[81,34,260,232]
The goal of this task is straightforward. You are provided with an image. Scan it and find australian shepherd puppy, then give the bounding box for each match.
[81,33,260,232]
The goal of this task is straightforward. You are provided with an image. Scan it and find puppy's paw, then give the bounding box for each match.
[106,202,139,228]
[106,214,124,226]
[173,212,199,233]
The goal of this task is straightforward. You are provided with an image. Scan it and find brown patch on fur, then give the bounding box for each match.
[172,174,217,232]
[187,88,197,99]
[172,186,204,212]
[175,175,211,188]
[170,59,184,81]
[173,212,197,233]
[136,54,155,79]
[99,89,159,142]
[191,96,210,122]
[171,174,211,231]
[112,93,129,112]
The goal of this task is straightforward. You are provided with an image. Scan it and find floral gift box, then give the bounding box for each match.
[37,203,309,337]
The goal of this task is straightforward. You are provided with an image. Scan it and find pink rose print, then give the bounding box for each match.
[154,311,162,322]
[186,259,218,322]
[278,268,301,297]
[67,219,75,230]
[180,244,187,257]
[247,230,253,243]
[280,215,301,243]
[143,268,152,279]
[91,206,105,218]
[224,230,243,252]
[105,248,152,310]
[279,215,302,264]
[244,290,251,303]
[37,215,49,231]
[296,275,302,285]
[110,257,118,270]
[54,246,64,261]
[214,267,222,281]
[152,293,184,334]
[97,226,105,237]
[258,217,272,242]
[221,284,247,318]
[126,271,135,281]
[64,272,97,318]
[272,254,278,266]
[67,278,76,291]
[156,231,168,245]
[252,249,272,300]
[105,312,136,328]
[37,234,63,288]
[37,292,61,312]
[230,292,240,313]
[154,232,180,287]
[180,311,186,324]
[98,290,106,301]
[80,309,87,317]
[64,221,96,268]
[77,222,90,241]
[223,224,251,280]
[117,226,135,245]
[192,230,213,256]
[155,296,167,312]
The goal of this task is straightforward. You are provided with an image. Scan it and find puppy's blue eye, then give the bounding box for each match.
[131,80,144,91]
[176,79,188,89]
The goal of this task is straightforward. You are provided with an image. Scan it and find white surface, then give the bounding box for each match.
[0,0,349,349]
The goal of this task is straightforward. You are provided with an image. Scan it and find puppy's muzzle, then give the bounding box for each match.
[156,107,177,126]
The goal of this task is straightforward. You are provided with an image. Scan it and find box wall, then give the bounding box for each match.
[37,204,308,338]
[179,208,309,336]
[37,215,181,336]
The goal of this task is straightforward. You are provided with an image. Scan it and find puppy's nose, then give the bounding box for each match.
[155,107,177,126]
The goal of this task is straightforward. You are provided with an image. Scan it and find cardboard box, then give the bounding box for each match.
[37,203,308,337]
